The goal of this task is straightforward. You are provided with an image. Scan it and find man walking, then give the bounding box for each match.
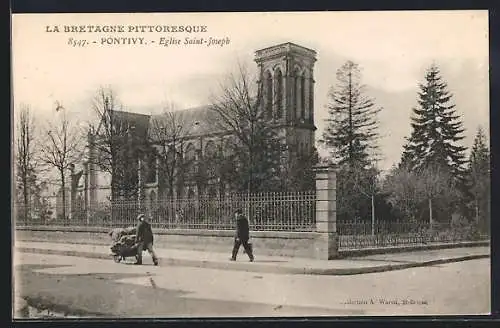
[230,209,254,262]
[134,213,159,266]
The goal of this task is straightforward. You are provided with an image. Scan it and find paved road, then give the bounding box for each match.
[14,252,490,317]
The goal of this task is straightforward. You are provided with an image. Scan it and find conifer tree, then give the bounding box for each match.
[322,61,381,222]
[322,61,380,168]
[400,64,467,179]
[467,126,490,231]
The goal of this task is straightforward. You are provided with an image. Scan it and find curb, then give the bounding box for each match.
[16,237,490,258]
[16,247,490,276]
[338,240,490,258]
[307,254,489,275]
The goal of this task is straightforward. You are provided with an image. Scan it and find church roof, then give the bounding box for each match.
[111,105,227,143]
[150,105,227,142]
[109,110,151,138]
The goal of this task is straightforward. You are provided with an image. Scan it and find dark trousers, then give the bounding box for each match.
[232,238,253,260]
[136,241,158,263]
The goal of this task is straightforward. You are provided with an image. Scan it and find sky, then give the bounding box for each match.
[12,11,489,172]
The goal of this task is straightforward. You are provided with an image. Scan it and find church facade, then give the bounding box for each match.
[68,42,318,219]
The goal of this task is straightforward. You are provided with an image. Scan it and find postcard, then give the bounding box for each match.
[12,11,490,318]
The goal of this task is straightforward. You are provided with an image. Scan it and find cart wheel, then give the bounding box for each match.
[113,255,122,263]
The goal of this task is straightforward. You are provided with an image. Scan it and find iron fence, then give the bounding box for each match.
[337,220,489,250]
[13,195,489,249]
[13,190,317,232]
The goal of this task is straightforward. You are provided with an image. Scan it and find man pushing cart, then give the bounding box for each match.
[109,214,159,266]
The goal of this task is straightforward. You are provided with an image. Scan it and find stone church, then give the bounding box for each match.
[66,42,318,219]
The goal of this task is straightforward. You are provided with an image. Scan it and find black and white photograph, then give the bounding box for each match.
[11,11,490,318]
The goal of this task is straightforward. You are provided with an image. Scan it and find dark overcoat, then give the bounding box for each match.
[136,220,154,244]
[235,215,250,241]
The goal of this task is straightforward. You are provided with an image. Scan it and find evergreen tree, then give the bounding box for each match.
[401,64,467,179]
[322,61,381,222]
[322,60,381,168]
[467,126,490,231]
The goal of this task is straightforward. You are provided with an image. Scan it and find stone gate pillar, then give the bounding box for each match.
[314,165,339,260]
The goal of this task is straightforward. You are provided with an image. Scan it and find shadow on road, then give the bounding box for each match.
[15,264,193,317]
[14,263,366,317]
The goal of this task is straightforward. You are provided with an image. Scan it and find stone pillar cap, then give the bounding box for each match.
[313,164,337,172]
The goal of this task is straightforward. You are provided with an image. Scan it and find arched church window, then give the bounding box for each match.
[145,154,157,183]
[274,69,283,119]
[301,75,306,119]
[185,143,195,160]
[309,79,314,122]
[204,140,217,178]
[223,137,236,158]
[264,71,273,120]
[293,68,301,119]
[205,140,217,158]
[185,143,196,176]
[221,138,236,179]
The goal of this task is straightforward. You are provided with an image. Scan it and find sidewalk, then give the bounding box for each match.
[15,240,490,276]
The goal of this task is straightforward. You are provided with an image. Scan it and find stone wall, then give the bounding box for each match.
[15,226,318,259]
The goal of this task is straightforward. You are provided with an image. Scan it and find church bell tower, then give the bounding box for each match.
[254,42,317,154]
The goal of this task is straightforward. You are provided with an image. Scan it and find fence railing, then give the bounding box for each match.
[13,191,317,232]
[13,195,489,249]
[337,220,489,250]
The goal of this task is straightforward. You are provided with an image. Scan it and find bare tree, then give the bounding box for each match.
[209,63,282,194]
[89,87,121,183]
[149,103,190,198]
[89,87,145,200]
[15,104,38,221]
[39,103,83,221]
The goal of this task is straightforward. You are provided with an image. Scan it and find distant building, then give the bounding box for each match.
[69,42,318,215]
